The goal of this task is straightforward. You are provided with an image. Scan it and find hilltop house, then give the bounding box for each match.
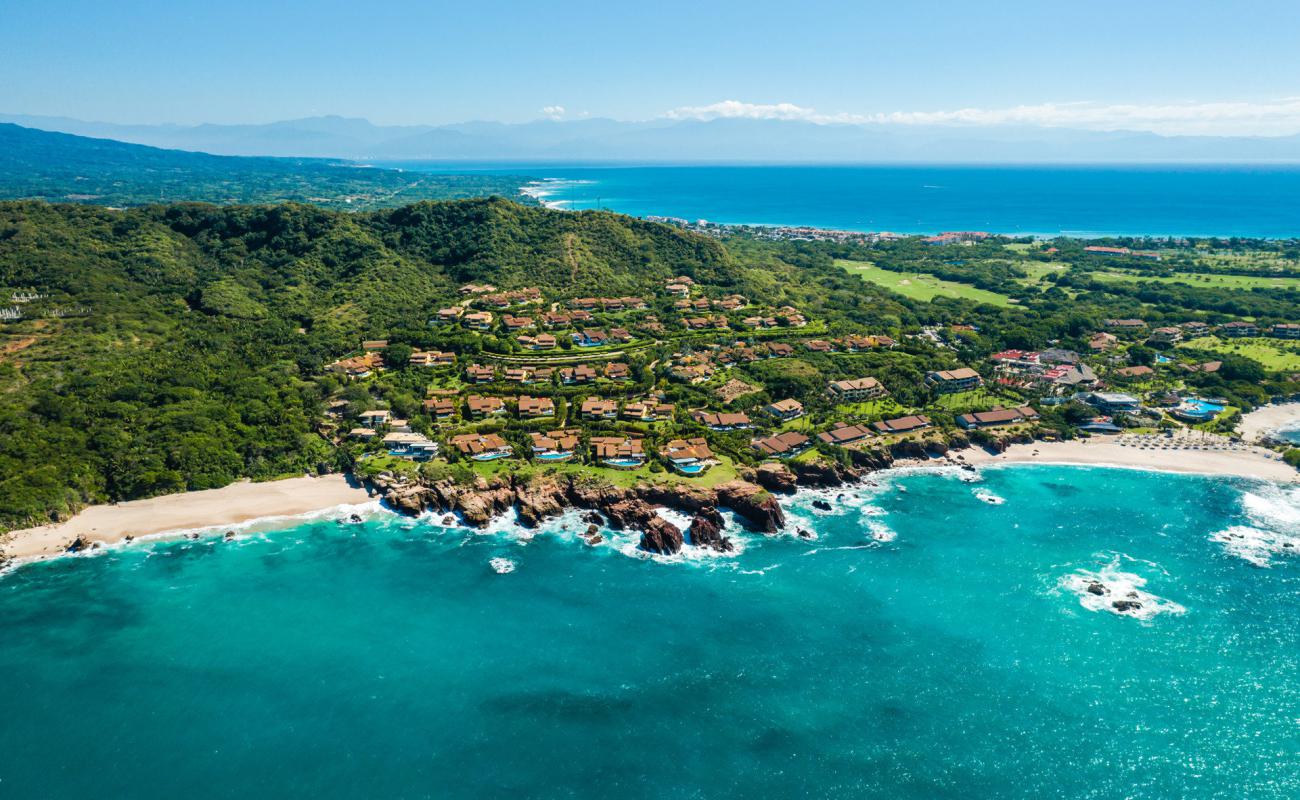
[872,415,932,435]
[1273,323,1300,339]
[466,364,496,383]
[580,398,618,420]
[817,423,874,447]
[422,397,457,421]
[517,396,555,418]
[925,368,982,394]
[828,377,888,402]
[622,400,675,422]
[765,399,805,421]
[409,350,455,367]
[591,435,645,468]
[530,430,578,461]
[693,411,753,431]
[561,364,598,384]
[358,409,391,428]
[466,395,506,418]
[1220,321,1259,338]
[1148,326,1182,344]
[956,406,1039,430]
[751,431,812,458]
[664,438,715,475]
[450,433,513,461]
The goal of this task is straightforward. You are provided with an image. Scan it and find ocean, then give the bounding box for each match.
[2,464,1298,798]
[387,162,1300,239]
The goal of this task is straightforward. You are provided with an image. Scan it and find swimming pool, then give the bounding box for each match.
[673,462,708,475]
[1172,397,1225,422]
[534,452,573,462]
[601,458,644,469]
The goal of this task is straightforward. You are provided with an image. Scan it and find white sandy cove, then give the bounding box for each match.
[1,475,372,563]
[960,439,1298,483]
[1238,402,1300,443]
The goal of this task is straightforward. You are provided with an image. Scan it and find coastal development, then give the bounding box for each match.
[4,203,1298,564]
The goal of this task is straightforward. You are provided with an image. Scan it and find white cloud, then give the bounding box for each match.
[541,105,565,120]
[662,98,1300,136]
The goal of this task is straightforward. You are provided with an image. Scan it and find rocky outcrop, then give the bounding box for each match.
[515,476,568,527]
[639,517,684,555]
[790,459,857,488]
[637,482,717,512]
[66,535,91,553]
[716,480,785,533]
[385,485,432,516]
[688,506,733,552]
[754,462,798,494]
[602,497,659,530]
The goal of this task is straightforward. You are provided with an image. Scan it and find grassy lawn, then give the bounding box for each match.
[1091,270,1300,292]
[930,388,1003,414]
[1177,336,1300,371]
[1017,261,1071,285]
[835,259,1016,307]
[468,454,742,490]
[833,398,908,420]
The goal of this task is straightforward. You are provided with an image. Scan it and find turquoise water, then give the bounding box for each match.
[2,465,1299,798]
[390,163,1300,238]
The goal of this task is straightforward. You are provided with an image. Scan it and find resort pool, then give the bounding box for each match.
[1172,398,1225,422]
[673,463,708,475]
[601,458,644,469]
[471,452,510,462]
[534,452,573,462]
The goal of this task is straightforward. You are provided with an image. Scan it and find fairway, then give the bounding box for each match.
[836,259,1016,307]
[1091,270,1300,291]
[1178,335,1300,371]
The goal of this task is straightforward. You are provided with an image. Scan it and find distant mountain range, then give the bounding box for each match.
[4,112,1300,163]
[0,123,532,209]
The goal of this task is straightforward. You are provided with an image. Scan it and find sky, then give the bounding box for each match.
[3,0,1300,136]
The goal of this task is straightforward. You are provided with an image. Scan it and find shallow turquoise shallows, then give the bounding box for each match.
[2,465,1299,799]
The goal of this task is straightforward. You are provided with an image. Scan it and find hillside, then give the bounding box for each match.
[0,198,850,530]
[0,123,535,210]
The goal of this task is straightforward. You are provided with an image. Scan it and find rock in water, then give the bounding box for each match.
[639,517,684,555]
[812,499,833,511]
[1112,599,1143,613]
[688,507,733,552]
[716,481,785,533]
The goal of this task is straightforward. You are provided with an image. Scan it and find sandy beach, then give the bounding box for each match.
[1237,402,1300,443]
[958,438,1298,483]
[1,475,373,564]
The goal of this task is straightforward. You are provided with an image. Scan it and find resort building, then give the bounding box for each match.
[1115,365,1154,378]
[665,283,691,297]
[466,395,506,418]
[693,411,753,431]
[382,432,439,461]
[663,438,715,475]
[623,400,675,422]
[459,283,496,295]
[330,352,383,378]
[817,423,875,447]
[503,315,535,332]
[990,350,1041,370]
[828,377,888,402]
[872,415,932,435]
[462,312,494,331]
[1038,348,1081,365]
[765,399,805,421]
[1181,321,1210,335]
[1148,327,1182,344]
[435,307,463,324]
[503,367,533,384]
[449,433,513,461]
[956,406,1040,430]
[517,396,555,418]
[517,334,557,350]
[1271,323,1300,339]
[1088,332,1118,351]
[349,427,376,440]
[409,350,455,367]
[422,397,457,421]
[573,329,609,347]
[1219,321,1258,338]
[1104,318,1147,332]
[580,398,618,420]
[466,364,496,383]
[603,362,631,381]
[530,430,579,462]
[1082,392,1142,415]
[358,409,391,427]
[591,435,646,469]
[542,312,572,328]
[925,368,982,394]
[751,431,813,458]
[560,364,598,384]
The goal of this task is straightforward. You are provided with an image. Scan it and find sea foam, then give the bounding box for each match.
[1210,484,1300,567]
[1059,555,1186,621]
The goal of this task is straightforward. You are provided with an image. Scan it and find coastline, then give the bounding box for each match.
[1237,402,1300,444]
[4,440,1296,572]
[958,439,1298,483]
[1,474,373,565]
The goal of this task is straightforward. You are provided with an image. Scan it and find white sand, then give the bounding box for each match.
[1237,402,1300,443]
[1,475,373,563]
[957,439,1297,483]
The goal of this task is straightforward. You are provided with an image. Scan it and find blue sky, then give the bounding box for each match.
[4,0,1300,134]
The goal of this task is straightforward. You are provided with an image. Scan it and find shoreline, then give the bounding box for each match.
[957,439,1297,483]
[4,442,1297,572]
[1,474,373,566]
[1237,402,1300,444]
